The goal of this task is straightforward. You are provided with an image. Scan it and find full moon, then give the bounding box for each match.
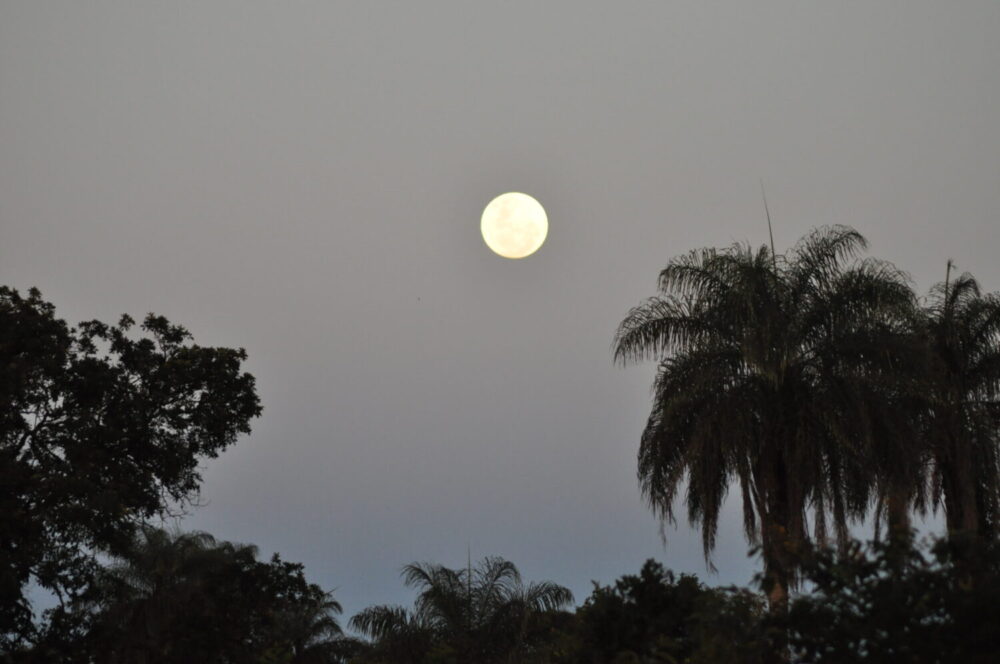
[480,192,548,259]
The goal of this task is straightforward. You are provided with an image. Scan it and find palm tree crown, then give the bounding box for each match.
[350,556,573,663]
[614,226,917,610]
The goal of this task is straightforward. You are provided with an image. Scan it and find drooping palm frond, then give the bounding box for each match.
[517,580,575,613]
[789,225,868,282]
[472,556,520,614]
[613,296,709,365]
[348,605,418,640]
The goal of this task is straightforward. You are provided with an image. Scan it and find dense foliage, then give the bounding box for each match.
[0,287,261,648]
[29,527,355,664]
[554,560,768,664]
[780,535,1000,663]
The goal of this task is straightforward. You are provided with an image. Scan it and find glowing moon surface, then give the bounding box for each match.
[480,192,548,259]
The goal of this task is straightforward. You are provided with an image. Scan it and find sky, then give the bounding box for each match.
[2,1,999,622]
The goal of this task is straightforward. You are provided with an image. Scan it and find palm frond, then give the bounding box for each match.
[348,605,413,639]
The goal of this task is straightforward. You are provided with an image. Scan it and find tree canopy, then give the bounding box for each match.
[30,527,354,664]
[0,287,261,647]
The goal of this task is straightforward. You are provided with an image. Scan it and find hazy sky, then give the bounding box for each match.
[3,2,999,621]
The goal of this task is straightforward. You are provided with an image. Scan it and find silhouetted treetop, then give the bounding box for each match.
[0,286,261,647]
[613,226,919,613]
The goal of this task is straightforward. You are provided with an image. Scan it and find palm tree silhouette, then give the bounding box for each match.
[350,556,573,663]
[614,226,916,611]
[89,528,258,663]
[924,263,1000,540]
[85,526,348,663]
[270,584,352,663]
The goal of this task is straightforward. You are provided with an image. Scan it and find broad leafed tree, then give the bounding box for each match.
[0,286,262,648]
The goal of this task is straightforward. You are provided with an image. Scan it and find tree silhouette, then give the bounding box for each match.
[924,264,1000,541]
[87,528,259,663]
[567,559,767,664]
[613,227,917,611]
[350,556,573,663]
[0,286,261,648]
[77,527,350,664]
[781,534,1000,663]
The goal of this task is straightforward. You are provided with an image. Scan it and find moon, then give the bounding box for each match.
[480,192,548,259]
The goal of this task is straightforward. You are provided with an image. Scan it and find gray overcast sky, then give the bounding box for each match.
[2,1,999,621]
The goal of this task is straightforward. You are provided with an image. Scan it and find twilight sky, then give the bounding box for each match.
[2,2,999,621]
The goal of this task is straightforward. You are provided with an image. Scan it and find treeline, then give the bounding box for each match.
[3,224,1000,662]
[13,526,1000,663]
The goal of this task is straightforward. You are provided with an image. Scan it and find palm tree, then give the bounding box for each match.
[350,556,573,663]
[89,527,257,663]
[278,593,358,664]
[924,263,1000,540]
[613,226,917,612]
[85,526,349,663]
[348,605,435,664]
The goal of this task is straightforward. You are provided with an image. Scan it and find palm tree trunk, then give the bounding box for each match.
[760,517,791,614]
[766,564,788,613]
[886,487,911,538]
[941,436,982,588]
[760,520,791,663]
[757,446,794,614]
[752,465,792,659]
[943,437,980,537]
[756,445,793,663]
